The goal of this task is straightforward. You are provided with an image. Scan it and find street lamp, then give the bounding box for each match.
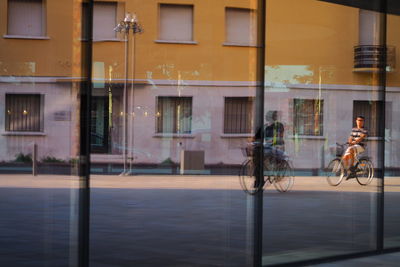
[114,13,143,175]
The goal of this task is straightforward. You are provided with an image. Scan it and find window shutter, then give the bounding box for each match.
[8,0,44,36]
[159,4,193,41]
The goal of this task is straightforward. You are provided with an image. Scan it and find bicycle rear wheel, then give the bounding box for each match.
[239,160,262,195]
[356,159,374,186]
[326,159,345,186]
[272,160,294,192]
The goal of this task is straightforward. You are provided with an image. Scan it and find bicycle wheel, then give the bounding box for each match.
[356,159,374,186]
[239,160,262,195]
[272,160,294,192]
[326,159,345,186]
[263,158,274,188]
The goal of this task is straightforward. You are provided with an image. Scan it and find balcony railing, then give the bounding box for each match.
[354,45,396,72]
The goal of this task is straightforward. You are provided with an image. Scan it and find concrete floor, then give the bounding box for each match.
[0,174,399,266]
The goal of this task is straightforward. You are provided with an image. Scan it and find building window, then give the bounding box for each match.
[225,7,257,46]
[224,97,253,134]
[293,99,323,136]
[157,97,192,134]
[5,94,42,132]
[7,0,45,36]
[159,4,193,42]
[353,101,384,137]
[93,2,117,40]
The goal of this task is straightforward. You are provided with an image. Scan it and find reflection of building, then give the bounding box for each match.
[1,0,399,170]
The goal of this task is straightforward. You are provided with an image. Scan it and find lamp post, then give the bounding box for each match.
[114,13,143,175]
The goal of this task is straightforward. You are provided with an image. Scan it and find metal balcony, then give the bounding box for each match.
[353,45,396,72]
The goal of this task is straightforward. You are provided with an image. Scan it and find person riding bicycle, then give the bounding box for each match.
[254,111,285,161]
[342,116,368,178]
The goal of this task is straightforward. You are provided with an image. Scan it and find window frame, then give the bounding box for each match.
[6,0,47,39]
[223,97,254,134]
[5,93,44,133]
[224,7,258,47]
[156,3,196,44]
[156,96,193,134]
[293,98,324,137]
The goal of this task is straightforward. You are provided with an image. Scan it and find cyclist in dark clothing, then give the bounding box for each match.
[254,111,285,159]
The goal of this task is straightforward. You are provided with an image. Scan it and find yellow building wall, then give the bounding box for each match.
[1,0,400,87]
[93,0,258,83]
[0,0,75,77]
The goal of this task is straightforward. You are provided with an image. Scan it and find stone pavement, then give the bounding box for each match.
[0,174,399,266]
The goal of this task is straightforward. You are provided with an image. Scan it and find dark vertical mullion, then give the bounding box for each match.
[254,0,266,266]
[377,0,387,252]
[79,0,93,266]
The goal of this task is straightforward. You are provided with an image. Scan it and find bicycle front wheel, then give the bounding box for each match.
[326,159,345,186]
[239,160,262,195]
[272,160,294,192]
[356,159,374,186]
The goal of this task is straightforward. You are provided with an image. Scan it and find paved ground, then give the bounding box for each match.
[0,174,400,266]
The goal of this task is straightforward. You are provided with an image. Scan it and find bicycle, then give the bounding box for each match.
[326,143,374,186]
[239,143,294,195]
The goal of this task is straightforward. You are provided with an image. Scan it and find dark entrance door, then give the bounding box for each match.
[91,96,109,153]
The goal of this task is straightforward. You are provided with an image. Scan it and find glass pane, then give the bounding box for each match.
[89,0,261,266]
[0,0,86,266]
[384,12,400,249]
[262,0,383,265]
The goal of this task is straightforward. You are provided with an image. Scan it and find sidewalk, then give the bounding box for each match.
[0,173,397,192]
[313,251,400,266]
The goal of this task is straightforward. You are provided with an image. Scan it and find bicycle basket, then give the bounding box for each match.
[242,145,254,157]
[329,144,345,157]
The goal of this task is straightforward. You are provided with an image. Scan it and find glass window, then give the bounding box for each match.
[7,0,44,36]
[293,99,323,136]
[93,1,117,40]
[225,7,257,46]
[5,94,42,132]
[156,97,192,134]
[353,100,383,137]
[159,4,193,42]
[224,97,253,133]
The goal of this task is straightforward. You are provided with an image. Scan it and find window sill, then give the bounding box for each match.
[3,35,50,40]
[93,38,123,42]
[223,42,259,48]
[367,137,385,141]
[2,131,46,136]
[154,40,198,45]
[220,133,252,138]
[153,133,195,138]
[289,135,326,140]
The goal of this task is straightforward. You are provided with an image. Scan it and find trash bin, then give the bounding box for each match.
[180,150,205,174]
